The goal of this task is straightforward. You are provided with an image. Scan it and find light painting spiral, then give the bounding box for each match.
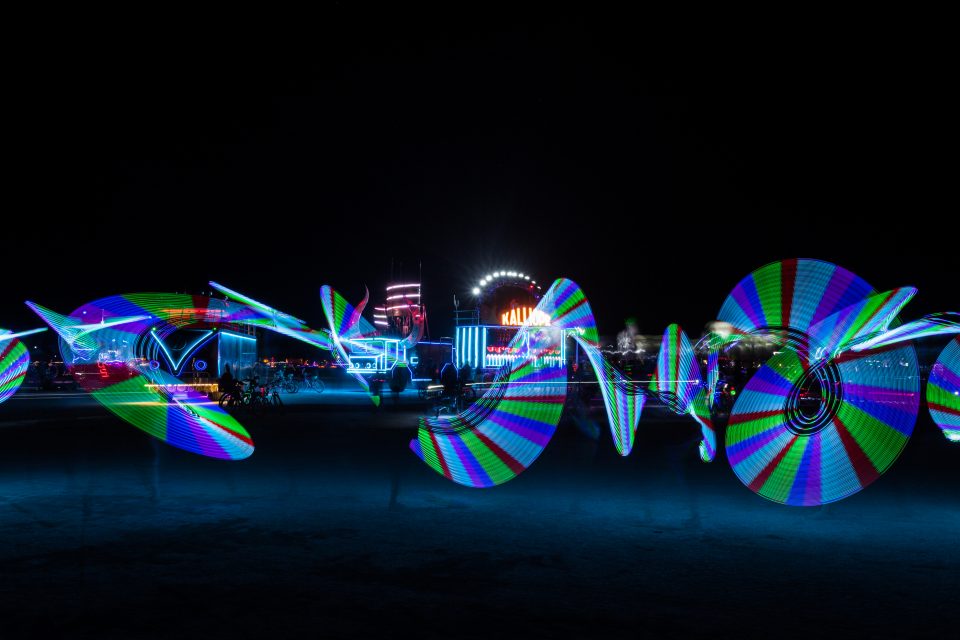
[726,345,918,505]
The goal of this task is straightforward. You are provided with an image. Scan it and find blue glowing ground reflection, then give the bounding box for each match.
[0,395,957,638]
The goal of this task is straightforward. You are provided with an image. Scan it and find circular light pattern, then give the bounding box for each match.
[928,336,960,442]
[0,331,30,405]
[718,258,876,346]
[727,345,919,505]
[716,258,927,505]
[194,359,208,371]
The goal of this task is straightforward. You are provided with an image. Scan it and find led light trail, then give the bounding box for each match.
[414,278,654,486]
[27,294,273,460]
[417,259,958,505]
[26,286,380,458]
[1,327,45,405]
[11,259,957,505]
[24,281,406,456]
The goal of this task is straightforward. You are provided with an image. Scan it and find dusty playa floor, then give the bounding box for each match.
[1,394,958,638]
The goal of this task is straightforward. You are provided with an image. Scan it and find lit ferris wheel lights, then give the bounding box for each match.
[476,270,540,291]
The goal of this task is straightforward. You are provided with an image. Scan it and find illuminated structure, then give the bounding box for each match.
[373,282,426,350]
[455,270,564,371]
[0,327,46,404]
[343,338,406,374]
[217,330,257,377]
[416,259,960,506]
[348,280,425,375]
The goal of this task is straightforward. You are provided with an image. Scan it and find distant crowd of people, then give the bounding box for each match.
[23,361,70,389]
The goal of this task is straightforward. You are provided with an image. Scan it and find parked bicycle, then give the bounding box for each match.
[300,371,325,394]
[270,368,300,394]
[219,377,283,414]
[254,380,284,412]
[218,378,250,409]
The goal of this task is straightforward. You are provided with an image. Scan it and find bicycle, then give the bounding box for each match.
[301,373,325,394]
[219,380,251,409]
[268,369,300,393]
[254,381,284,412]
[219,377,282,413]
[282,374,300,394]
[272,370,300,394]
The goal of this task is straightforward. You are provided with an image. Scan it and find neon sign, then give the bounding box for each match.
[150,329,216,375]
[500,307,550,327]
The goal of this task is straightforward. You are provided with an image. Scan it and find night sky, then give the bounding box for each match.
[7,22,956,341]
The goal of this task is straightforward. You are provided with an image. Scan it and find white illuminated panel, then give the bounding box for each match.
[344,338,407,374]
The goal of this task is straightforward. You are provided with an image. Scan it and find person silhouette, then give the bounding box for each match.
[459,362,473,385]
[440,362,458,396]
[219,364,234,395]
